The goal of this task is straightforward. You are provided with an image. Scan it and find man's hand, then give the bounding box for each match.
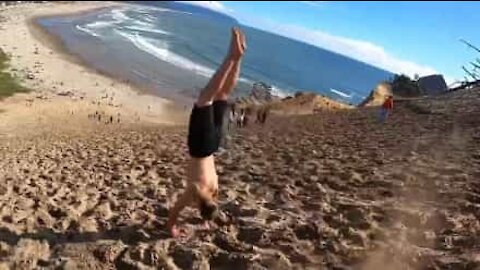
[166,189,192,238]
[170,224,189,238]
[228,27,247,60]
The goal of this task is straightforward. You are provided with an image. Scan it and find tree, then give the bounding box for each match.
[294,91,304,98]
[460,39,480,82]
[390,74,422,97]
[460,39,480,53]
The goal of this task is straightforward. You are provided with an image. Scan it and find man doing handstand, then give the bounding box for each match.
[167,28,247,237]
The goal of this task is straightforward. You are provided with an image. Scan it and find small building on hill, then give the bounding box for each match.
[418,75,448,95]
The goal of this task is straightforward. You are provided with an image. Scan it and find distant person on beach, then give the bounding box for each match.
[228,104,237,131]
[167,28,246,238]
[262,107,269,124]
[379,95,393,123]
[237,109,245,128]
[243,111,250,127]
[256,106,269,125]
[255,108,262,124]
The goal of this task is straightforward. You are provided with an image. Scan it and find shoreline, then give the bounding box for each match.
[28,3,180,105]
[27,6,117,78]
[0,2,189,136]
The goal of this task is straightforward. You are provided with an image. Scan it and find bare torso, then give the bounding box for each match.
[188,156,218,196]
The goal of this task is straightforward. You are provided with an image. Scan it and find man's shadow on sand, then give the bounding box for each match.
[0,205,215,246]
[0,206,176,246]
[0,225,172,246]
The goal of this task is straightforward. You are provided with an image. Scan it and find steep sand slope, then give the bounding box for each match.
[0,88,478,269]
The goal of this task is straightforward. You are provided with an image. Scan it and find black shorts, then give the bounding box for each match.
[188,100,228,158]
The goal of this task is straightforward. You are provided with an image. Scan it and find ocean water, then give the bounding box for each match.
[38,2,394,105]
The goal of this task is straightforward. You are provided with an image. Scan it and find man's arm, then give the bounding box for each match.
[166,187,194,235]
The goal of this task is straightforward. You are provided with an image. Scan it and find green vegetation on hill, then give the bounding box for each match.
[0,49,29,99]
[390,74,422,97]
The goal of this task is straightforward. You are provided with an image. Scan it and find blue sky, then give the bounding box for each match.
[179,1,480,84]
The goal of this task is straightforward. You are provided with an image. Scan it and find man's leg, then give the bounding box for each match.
[196,59,235,107]
[213,100,229,150]
[212,30,245,146]
[212,58,241,129]
[214,59,242,102]
[214,30,245,102]
[197,28,244,107]
[188,29,248,156]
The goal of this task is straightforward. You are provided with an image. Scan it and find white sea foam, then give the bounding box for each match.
[85,20,118,29]
[83,8,130,30]
[75,25,100,38]
[111,9,130,22]
[238,77,253,84]
[143,14,156,23]
[330,88,352,98]
[114,29,215,78]
[271,85,290,98]
[144,17,156,23]
[123,25,170,35]
[131,19,155,28]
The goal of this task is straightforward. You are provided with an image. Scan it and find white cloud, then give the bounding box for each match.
[256,21,439,78]
[176,1,231,14]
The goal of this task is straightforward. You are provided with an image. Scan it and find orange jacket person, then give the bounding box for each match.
[379,95,393,123]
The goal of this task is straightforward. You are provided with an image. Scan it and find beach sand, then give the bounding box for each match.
[1,2,480,270]
[0,88,479,269]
